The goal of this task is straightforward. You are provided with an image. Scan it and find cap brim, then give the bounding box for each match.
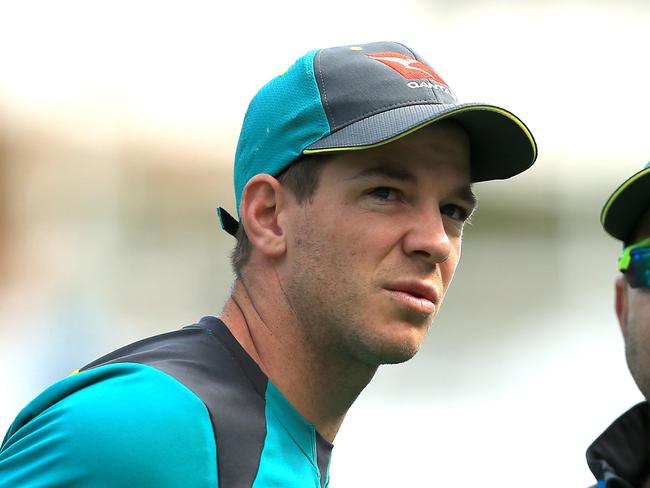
[601,166,650,242]
[304,102,537,182]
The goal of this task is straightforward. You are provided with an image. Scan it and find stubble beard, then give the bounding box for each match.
[285,212,433,368]
[285,236,426,368]
[625,323,650,401]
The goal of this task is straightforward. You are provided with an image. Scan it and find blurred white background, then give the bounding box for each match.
[1,0,648,486]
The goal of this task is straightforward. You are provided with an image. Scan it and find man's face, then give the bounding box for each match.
[617,208,650,399]
[279,121,474,367]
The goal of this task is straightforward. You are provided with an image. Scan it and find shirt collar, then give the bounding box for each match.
[586,401,650,486]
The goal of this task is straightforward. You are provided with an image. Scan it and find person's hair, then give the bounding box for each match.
[230,153,331,277]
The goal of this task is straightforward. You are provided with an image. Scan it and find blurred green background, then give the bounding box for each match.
[1,1,649,485]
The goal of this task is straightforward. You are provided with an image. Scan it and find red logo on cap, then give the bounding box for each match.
[367,52,448,85]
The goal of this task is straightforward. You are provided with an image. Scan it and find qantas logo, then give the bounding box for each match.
[367,52,447,84]
[367,52,455,98]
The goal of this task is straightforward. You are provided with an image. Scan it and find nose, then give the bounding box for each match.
[401,206,452,264]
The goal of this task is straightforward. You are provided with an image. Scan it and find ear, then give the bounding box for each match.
[614,275,629,337]
[240,174,287,258]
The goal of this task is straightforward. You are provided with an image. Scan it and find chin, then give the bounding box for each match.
[379,350,419,365]
[345,314,429,366]
[361,337,423,365]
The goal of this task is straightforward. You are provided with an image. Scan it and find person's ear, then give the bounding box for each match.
[239,174,288,258]
[614,275,629,337]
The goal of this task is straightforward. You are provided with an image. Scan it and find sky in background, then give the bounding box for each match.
[1,1,649,486]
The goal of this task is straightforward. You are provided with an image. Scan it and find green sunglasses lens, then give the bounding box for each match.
[625,246,650,288]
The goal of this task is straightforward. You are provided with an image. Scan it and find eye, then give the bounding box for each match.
[441,204,470,222]
[368,187,401,202]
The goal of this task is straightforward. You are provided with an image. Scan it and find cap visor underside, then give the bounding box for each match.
[304,102,537,182]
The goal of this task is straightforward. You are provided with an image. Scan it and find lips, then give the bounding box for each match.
[383,280,439,315]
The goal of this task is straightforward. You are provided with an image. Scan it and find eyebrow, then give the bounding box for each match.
[456,185,478,209]
[348,164,478,208]
[348,165,418,184]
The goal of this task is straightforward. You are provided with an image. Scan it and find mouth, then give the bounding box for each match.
[383,281,439,315]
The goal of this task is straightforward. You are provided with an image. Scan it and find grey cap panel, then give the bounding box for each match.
[313,42,456,131]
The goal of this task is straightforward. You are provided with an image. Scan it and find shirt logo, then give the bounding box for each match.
[367,52,448,85]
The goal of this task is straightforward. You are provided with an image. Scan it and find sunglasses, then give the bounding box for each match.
[618,237,650,289]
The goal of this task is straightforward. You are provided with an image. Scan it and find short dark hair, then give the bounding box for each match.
[230,153,331,277]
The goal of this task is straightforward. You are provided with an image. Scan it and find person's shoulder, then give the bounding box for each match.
[0,362,218,487]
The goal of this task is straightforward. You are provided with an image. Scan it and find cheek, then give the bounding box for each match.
[327,216,382,253]
[440,251,461,287]
[628,293,650,330]
[321,224,392,286]
[624,294,650,353]
[629,289,650,309]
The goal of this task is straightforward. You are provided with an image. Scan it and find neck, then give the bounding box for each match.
[219,277,377,442]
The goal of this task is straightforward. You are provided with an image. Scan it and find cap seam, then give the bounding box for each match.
[394,41,418,60]
[315,50,335,130]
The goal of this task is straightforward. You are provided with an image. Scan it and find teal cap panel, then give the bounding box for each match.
[0,363,217,487]
[233,49,331,217]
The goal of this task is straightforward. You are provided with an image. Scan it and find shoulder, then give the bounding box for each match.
[0,363,217,487]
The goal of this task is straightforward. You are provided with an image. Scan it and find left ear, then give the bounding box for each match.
[239,174,289,259]
[614,275,629,337]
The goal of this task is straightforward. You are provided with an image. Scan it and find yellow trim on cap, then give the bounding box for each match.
[600,166,650,225]
[303,105,537,160]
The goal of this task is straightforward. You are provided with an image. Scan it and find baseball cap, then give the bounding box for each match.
[218,41,538,236]
[601,161,650,242]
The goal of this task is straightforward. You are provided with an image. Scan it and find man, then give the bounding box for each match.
[0,41,537,487]
[586,162,650,487]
